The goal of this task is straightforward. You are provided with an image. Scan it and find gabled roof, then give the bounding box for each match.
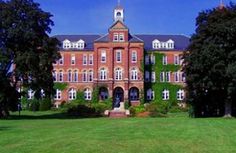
[53,35,101,51]
[94,34,143,43]
[109,20,129,30]
[135,34,189,51]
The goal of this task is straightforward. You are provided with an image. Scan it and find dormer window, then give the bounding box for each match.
[152,39,160,49]
[167,39,174,49]
[152,39,175,49]
[63,39,71,49]
[113,33,125,42]
[113,33,119,41]
[119,33,124,41]
[77,39,85,50]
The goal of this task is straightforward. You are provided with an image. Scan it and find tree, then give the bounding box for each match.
[0,0,60,118]
[183,3,236,117]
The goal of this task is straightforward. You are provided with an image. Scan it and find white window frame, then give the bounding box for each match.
[89,54,93,65]
[151,72,156,83]
[100,68,107,80]
[84,88,92,100]
[88,70,93,82]
[116,50,122,63]
[162,55,167,65]
[145,71,150,82]
[59,56,64,65]
[115,68,122,80]
[160,72,165,82]
[119,33,124,42]
[71,55,75,65]
[162,89,170,100]
[174,72,180,82]
[28,89,34,100]
[165,72,171,82]
[59,70,63,82]
[54,89,62,100]
[151,55,155,65]
[73,70,78,82]
[113,33,119,42]
[83,54,87,65]
[147,89,155,100]
[145,55,150,65]
[68,88,76,100]
[131,68,138,80]
[68,70,72,82]
[177,89,185,100]
[101,51,106,63]
[174,55,180,65]
[53,71,57,82]
[82,70,87,82]
[131,51,137,63]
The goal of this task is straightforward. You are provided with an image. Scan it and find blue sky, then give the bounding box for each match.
[34,0,234,36]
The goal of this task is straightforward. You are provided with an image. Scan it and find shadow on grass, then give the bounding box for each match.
[8,112,103,120]
[0,126,11,131]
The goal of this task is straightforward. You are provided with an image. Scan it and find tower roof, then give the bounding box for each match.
[115,0,123,9]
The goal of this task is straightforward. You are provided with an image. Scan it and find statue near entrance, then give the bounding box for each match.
[114,96,120,108]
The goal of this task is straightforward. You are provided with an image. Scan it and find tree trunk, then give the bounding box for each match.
[224,100,232,117]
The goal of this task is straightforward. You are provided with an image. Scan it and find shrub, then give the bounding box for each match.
[67,104,98,117]
[169,105,189,113]
[92,102,111,115]
[39,99,52,111]
[129,105,146,117]
[145,102,169,117]
[28,99,40,111]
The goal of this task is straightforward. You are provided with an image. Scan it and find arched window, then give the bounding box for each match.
[82,70,87,82]
[68,70,72,82]
[84,88,92,100]
[115,67,122,80]
[54,89,62,100]
[131,68,138,80]
[130,88,139,100]
[162,89,170,100]
[59,70,63,82]
[131,51,137,63]
[68,88,76,100]
[147,89,154,100]
[73,70,78,82]
[100,68,107,80]
[88,70,93,82]
[177,89,185,100]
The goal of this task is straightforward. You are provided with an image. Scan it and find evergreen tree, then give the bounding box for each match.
[0,0,60,118]
[184,3,236,117]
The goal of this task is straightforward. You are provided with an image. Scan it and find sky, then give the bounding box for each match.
[34,0,235,36]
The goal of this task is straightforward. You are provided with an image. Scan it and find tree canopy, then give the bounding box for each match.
[0,0,60,118]
[184,3,236,117]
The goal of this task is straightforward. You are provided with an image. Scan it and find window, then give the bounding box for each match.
[88,70,93,82]
[174,55,180,65]
[150,55,155,65]
[174,72,180,82]
[28,89,34,100]
[113,33,119,41]
[63,40,71,49]
[145,55,150,65]
[82,70,87,82]
[73,70,78,82]
[100,68,107,80]
[68,70,72,82]
[162,89,169,100]
[151,72,156,82]
[131,68,138,80]
[177,89,185,100]
[162,55,167,65]
[130,88,138,100]
[54,89,62,100]
[89,54,93,65]
[83,55,87,65]
[147,89,154,100]
[160,72,165,82]
[53,71,57,82]
[115,68,122,80]
[116,50,121,62]
[167,39,174,49]
[77,39,85,49]
[101,51,106,63]
[152,39,160,49]
[165,72,171,82]
[68,88,76,100]
[59,56,64,65]
[71,55,75,65]
[59,70,63,82]
[131,51,137,63]
[84,88,92,100]
[119,33,124,41]
[145,71,150,82]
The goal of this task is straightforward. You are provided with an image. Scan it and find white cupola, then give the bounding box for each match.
[114,0,124,22]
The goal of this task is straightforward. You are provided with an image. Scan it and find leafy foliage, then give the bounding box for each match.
[0,0,60,118]
[183,3,236,117]
[53,83,68,91]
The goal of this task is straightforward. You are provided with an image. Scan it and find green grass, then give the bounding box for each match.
[1,111,236,153]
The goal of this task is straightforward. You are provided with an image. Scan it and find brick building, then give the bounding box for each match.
[52,4,189,107]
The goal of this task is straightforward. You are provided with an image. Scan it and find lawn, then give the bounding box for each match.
[0,111,236,153]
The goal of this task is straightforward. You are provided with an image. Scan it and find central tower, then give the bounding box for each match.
[114,1,124,22]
